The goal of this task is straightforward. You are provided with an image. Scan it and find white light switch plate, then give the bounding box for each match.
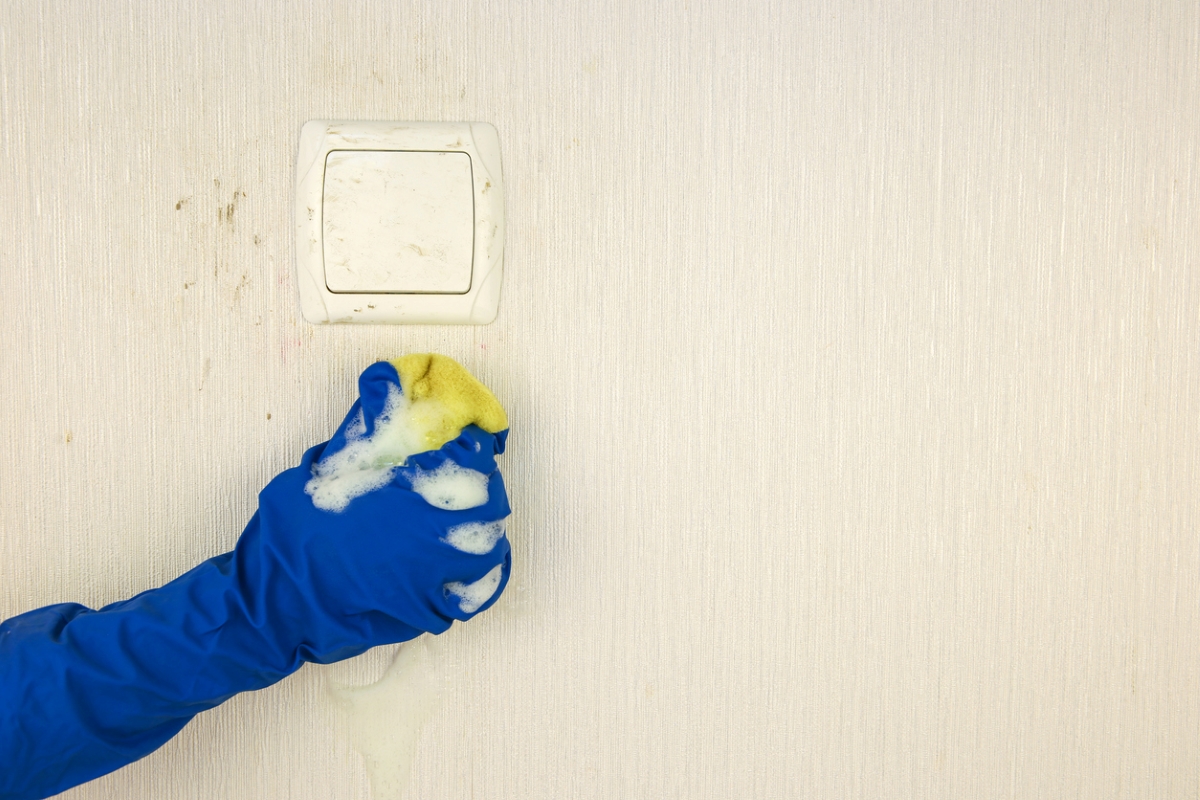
[294,121,505,324]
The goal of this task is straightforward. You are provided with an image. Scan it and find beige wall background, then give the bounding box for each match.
[1,1,1197,797]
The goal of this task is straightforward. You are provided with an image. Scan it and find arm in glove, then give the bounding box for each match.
[0,358,510,799]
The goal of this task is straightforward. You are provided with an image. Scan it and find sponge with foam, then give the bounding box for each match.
[392,353,508,448]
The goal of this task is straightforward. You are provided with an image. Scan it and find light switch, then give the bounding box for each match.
[322,150,475,294]
[294,121,505,325]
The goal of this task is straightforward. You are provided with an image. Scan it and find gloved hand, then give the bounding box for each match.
[0,359,510,800]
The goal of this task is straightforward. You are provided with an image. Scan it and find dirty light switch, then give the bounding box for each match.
[295,121,505,324]
[322,150,475,294]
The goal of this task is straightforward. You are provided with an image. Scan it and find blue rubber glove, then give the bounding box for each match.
[0,361,510,800]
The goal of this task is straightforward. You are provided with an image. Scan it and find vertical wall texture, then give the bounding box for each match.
[0,1,1196,797]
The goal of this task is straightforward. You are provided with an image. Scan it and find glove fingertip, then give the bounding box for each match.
[357,361,402,424]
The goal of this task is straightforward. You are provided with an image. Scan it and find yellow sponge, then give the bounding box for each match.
[390,354,508,451]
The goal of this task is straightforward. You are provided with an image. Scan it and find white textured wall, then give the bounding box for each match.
[1,1,1197,797]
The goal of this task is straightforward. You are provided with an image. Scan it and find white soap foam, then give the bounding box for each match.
[443,519,506,554]
[445,564,504,614]
[328,637,446,799]
[408,460,489,510]
[305,383,464,512]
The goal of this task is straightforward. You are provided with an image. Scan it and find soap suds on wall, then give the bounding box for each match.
[327,637,446,800]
